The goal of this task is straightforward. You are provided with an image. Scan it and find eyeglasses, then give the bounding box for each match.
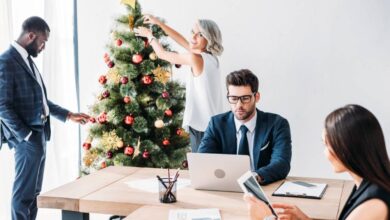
[227,92,256,104]
[191,30,204,38]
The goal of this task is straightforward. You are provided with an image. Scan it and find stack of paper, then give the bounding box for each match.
[169,208,221,220]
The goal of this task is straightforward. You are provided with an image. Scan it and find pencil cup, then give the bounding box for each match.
[158,177,177,203]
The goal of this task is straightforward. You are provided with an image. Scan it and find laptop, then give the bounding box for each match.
[187,152,251,192]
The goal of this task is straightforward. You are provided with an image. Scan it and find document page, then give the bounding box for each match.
[168,208,221,220]
[273,181,327,199]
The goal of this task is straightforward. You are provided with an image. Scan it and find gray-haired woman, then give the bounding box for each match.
[135,15,225,152]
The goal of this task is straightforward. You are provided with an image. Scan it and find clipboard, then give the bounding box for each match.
[272,181,328,199]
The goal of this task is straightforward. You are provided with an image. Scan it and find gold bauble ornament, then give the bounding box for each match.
[116,140,124,148]
[154,119,164,128]
[149,52,157,60]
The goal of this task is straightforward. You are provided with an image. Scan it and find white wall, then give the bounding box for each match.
[78,0,390,179]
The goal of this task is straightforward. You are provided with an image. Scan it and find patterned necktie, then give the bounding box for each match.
[238,125,249,155]
[27,55,36,76]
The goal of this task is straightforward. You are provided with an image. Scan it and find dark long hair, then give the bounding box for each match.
[325,104,390,192]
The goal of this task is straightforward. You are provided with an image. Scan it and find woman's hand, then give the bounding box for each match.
[134,27,153,39]
[142,14,160,25]
[244,194,273,220]
[272,203,311,220]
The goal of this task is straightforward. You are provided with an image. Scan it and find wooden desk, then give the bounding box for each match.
[38,166,353,220]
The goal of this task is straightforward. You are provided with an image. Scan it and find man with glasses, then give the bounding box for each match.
[198,69,292,184]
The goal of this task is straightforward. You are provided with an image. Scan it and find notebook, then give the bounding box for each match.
[272,181,327,199]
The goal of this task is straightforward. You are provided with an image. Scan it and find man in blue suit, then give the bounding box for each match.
[0,16,90,220]
[198,69,292,184]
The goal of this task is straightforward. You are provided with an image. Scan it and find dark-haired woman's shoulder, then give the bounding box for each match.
[346,198,388,220]
[345,181,389,220]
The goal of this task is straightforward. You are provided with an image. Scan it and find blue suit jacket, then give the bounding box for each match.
[0,46,69,149]
[198,109,292,184]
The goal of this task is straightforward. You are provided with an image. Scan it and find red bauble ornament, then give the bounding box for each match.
[164,109,173,117]
[116,39,123,46]
[89,117,96,123]
[124,146,134,156]
[101,161,107,169]
[162,138,170,146]
[98,112,107,124]
[141,75,153,85]
[182,160,188,168]
[161,91,169,99]
[107,61,115,68]
[82,142,91,150]
[176,129,183,136]
[124,115,134,125]
[102,90,110,98]
[104,56,110,64]
[142,150,150,159]
[99,75,107,84]
[106,151,113,159]
[120,76,129,84]
[123,96,131,104]
[175,64,181,68]
[132,54,143,64]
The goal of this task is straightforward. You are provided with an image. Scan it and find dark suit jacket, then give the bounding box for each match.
[0,45,69,149]
[198,109,292,184]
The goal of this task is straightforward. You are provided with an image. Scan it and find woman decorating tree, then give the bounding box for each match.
[244,104,390,220]
[135,15,224,152]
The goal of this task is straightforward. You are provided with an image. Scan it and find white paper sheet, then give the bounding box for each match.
[273,181,327,198]
[169,208,221,220]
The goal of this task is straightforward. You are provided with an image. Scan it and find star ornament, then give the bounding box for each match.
[106,67,121,84]
[121,0,136,9]
[152,66,171,84]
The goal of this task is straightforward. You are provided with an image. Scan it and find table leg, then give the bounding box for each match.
[62,210,89,220]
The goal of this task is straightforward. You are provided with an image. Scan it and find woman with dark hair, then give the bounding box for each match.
[244,104,390,220]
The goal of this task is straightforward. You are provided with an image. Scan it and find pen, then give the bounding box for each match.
[157,175,177,200]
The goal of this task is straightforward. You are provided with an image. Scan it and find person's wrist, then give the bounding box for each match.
[154,19,162,26]
[148,35,156,43]
[67,112,73,120]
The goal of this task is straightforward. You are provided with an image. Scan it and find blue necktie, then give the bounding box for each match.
[238,125,249,155]
[27,56,35,75]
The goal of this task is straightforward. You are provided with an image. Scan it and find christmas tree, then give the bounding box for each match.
[82,0,189,174]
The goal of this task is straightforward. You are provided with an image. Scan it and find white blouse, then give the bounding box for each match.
[182,52,224,132]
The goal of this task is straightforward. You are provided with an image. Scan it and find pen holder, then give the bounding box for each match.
[158,177,177,203]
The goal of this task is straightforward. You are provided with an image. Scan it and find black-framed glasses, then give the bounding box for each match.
[227,92,256,104]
